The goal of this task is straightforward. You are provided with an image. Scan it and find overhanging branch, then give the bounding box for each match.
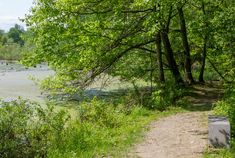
[207,57,230,82]
[82,39,155,86]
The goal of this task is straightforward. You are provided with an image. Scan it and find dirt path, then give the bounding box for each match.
[129,84,223,158]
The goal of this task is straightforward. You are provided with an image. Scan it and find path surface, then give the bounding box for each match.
[129,85,223,158]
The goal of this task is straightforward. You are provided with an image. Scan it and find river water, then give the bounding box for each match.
[0,60,54,102]
[0,60,134,103]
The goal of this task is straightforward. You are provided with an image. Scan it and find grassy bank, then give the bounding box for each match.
[0,96,185,158]
[49,103,184,158]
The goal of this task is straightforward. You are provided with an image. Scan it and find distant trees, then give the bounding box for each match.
[0,24,26,60]
[0,29,7,45]
[8,24,25,46]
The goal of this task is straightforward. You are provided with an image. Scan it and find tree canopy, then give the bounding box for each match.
[24,0,235,93]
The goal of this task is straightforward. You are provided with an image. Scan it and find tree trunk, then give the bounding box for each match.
[199,1,207,83]
[177,7,194,84]
[161,30,184,84]
[155,31,165,82]
[199,37,207,82]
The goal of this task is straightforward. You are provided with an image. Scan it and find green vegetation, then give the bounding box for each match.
[204,83,235,157]
[0,0,234,157]
[0,99,68,158]
[0,24,26,60]
[204,148,235,158]
[23,0,235,92]
[0,42,22,60]
[0,97,184,158]
[213,84,235,136]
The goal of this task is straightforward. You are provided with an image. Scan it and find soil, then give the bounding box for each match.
[128,84,223,158]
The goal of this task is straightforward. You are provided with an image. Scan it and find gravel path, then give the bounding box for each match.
[130,112,208,158]
[129,85,223,158]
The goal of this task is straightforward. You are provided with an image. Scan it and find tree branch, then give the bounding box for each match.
[69,8,154,15]
[207,57,230,82]
[136,47,156,53]
[166,6,173,33]
[83,39,155,86]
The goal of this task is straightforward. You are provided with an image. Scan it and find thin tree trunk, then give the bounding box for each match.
[199,37,207,82]
[177,7,194,84]
[199,1,207,83]
[161,30,184,84]
[156,31,165,82]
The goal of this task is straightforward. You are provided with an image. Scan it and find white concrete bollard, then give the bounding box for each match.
[208,115,230,148]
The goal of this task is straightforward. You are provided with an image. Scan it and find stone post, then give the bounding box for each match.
[208,115,230,148]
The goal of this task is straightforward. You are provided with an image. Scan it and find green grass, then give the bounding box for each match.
[204,147,235,158]
[47,102,185,158]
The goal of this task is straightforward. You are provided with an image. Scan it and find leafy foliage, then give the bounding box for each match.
[22,0,235,94]
[213,83,235,137]
[0,99,69,158]
[0,97,184,158]
[210,82,235,158]
[7,24,25,46]
[0,42,21,60]
[150,82,185,110]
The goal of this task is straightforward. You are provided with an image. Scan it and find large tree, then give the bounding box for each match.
[24,0,184,89]
[24,0,234,92]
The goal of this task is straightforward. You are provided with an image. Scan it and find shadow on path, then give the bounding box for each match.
[182,83,224,112]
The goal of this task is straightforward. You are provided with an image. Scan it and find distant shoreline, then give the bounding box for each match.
[0,60,50,73]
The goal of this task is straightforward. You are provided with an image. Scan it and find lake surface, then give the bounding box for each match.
[0,60,54,102]
[0,61,141,103]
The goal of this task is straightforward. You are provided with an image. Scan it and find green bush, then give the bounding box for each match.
[0,97,181,157]
[0,98,157,157]
[46,98,157,157]
[149,82,185,111]
[0,99,69,158]
[213,83,235,137]
[78,98,125,128]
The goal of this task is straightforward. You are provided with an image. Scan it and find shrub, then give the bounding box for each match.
[47,98,156,157]
[213,83,235,137]
[148,82,185,111]
[0,99,69,158]
[0,42,22,60]
[78,98,125,128]
[0,97,175,157]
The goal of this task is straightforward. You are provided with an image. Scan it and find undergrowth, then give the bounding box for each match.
[0,94,184,158]
[204,83,235,158]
